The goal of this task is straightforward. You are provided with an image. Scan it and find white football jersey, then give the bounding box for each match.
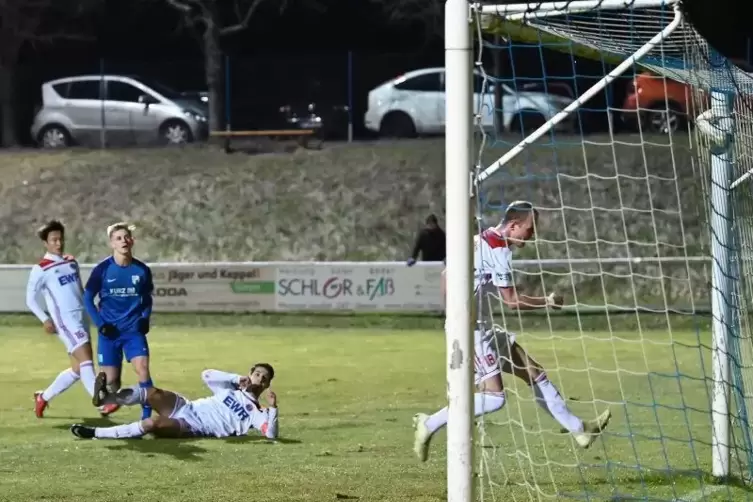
[190,389,277,438]
[26,253,85,324]
[474,228,514,321]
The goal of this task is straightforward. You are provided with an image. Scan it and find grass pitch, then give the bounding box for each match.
[0,321,747,502]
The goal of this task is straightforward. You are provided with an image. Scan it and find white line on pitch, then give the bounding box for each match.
[673,484,727,502]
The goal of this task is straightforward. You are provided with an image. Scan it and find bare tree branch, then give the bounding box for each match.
[164,0,200,13]
[220,0,264,35]
[369,0,443,37]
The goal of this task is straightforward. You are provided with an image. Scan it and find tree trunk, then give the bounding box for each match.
[0,65,18,147]
[203,10,223,135]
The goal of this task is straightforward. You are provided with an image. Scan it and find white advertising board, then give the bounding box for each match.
[0,262,444,314]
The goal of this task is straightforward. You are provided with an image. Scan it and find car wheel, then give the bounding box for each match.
[160,120,193,145]
[38,125,71,148]
[379,112,416,138]
[510,112,547,134]
[643,103,685,134]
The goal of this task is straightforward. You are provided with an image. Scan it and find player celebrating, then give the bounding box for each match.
[83,222,155,419]
[412,201,612,461]
[70,364,278,440]
[26,220,98,417]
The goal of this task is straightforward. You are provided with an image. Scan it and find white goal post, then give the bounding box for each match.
[444,1,743,501]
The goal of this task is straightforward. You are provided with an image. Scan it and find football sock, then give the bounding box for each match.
[139,379,153,419]
[532,373,584,433]
[94,421,145,439]
[425,392,506,435]
[41,368,80,402]
[78,360,96,397]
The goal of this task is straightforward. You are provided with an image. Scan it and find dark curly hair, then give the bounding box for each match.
[37,220,65,241]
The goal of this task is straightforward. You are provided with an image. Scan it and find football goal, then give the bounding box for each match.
[443,0,753,500]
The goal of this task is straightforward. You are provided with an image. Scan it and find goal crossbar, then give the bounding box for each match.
[475,0,679,20]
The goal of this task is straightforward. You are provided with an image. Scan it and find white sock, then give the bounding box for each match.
[532,374,584,433]
[94,421,145,439]
[78,361,96,397]
[425,392,506,435]
[109,385,147,406]
[41,368,80,402]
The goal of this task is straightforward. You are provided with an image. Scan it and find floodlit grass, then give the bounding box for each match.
[0,321,747,502]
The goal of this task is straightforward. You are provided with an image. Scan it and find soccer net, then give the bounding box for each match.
[444,0,753,500]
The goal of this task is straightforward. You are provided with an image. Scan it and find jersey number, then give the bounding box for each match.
[474,353,497,369]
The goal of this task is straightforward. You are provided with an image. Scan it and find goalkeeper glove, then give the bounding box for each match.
[100,323,118,338]
[137,318,150,335]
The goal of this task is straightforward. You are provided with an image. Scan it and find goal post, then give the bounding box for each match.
[444,0,474,502]
[444,0,753,500]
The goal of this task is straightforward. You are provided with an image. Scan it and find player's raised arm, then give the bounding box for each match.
[201,369,242,394]
[25,265,51,327]
[83,262,106,329]
[258,392,278,439]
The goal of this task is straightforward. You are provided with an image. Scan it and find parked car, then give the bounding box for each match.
[620,72,693,134]
[621,60,753,134]
[31,75,208,148]
[278,102,350,140]
[364,67,574,138]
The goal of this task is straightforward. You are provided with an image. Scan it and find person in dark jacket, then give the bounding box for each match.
[407,214,446,266]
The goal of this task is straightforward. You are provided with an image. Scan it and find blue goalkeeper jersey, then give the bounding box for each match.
[84,256,153,334]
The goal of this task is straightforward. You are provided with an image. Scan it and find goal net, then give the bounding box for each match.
[443,0,753,501]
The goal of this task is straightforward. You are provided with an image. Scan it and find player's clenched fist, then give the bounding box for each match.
[237,375,251,389]
[547,292,565,309]
[43,319,56,334]
[266,391,277,408]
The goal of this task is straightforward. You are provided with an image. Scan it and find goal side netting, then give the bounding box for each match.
[443,1,753,501]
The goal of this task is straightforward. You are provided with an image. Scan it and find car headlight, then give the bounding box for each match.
[183,110,207,122]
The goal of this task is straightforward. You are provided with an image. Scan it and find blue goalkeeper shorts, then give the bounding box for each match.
[97,332,150,367]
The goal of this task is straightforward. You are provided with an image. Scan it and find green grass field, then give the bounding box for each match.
[0,322,748,502]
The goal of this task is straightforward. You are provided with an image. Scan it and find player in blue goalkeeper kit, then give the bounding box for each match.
[84,223,155,419]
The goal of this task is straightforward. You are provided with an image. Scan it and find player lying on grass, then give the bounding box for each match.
[70,364,278,440]
[26,221,99,417]
[83,223,155,419]
[413,201,611,461]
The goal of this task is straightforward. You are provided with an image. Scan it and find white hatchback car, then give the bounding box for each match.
[364,67,574,137]
[31,75,208,148]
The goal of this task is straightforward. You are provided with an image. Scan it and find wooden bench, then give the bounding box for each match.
[210,129,319,153]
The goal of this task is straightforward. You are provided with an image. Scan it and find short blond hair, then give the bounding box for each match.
[107,222,136,239]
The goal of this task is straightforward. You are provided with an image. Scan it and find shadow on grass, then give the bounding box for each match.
[220,435,302,445]
[52,416,118,429]
[98,435,302,460]
[103,438,208,461]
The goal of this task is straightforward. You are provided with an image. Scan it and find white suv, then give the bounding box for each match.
[364,67,574,137]
[31,75,208,148]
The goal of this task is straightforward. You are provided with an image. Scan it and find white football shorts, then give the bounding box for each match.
[473,327,516,385]
[51,309,90,354]
[169,395,206,436]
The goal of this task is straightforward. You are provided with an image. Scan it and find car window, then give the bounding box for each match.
[52,83,70,99]
[67,80,103,100]
[107,81,146,103]
[134,78,181,100]
[395,73,442,92]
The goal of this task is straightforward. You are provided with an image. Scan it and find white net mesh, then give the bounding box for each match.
[463,0,753,500]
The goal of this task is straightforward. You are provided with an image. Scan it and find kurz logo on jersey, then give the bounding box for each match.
[222,395,250,421]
